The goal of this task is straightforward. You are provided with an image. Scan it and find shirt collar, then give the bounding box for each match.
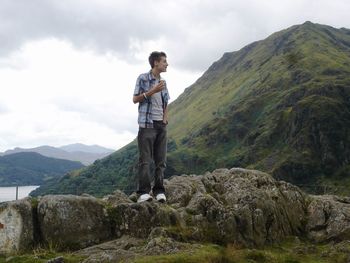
[148,70,162,81]
[148,70,155,81]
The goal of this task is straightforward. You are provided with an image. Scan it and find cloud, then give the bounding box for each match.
[1,0,350,72]
[0,0,170,64]
[0,103,9,114]
[53,96,138,134]
[0,109,135,152]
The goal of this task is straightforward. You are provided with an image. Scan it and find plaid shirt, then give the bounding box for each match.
[134,70,170,128]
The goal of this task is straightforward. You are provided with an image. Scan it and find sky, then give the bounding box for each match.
[0,0,349,152]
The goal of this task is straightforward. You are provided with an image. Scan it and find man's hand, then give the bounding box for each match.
[133,80,165,104]
[151,80,165,94]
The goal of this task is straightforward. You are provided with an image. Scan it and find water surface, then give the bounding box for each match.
[0,186,40,202]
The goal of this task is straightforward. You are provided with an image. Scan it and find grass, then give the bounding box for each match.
[0,252,86,263]
[317,169,350,196]
[1,237,350,263]
[133,244,223,263]
[132,238,350,263]
[0,243,86,263]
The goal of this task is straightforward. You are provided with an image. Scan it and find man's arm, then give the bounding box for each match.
[133,81,165,104]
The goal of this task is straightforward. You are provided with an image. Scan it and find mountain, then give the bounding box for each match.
[0,152,84,186]
[31,21,350,197]
[3,144,114,165]
[5,146,71,157]
[59,143,114,154]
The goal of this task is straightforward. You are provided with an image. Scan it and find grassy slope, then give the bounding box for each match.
[32,22,350,197]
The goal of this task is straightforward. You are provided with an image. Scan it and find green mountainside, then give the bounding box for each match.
[32,21,350,197]
[0,152,84,186]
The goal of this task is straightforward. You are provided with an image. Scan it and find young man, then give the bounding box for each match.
[133,51,170,203]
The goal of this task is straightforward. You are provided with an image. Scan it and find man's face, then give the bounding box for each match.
[154,56,168,72]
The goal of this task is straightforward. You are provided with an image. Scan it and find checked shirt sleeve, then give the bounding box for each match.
[133,75,143,96]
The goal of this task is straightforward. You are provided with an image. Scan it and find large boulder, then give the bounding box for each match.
[108,168,308,247]
[37,195,111,250]
[0,198,34,254]
[306,195,350,242]
[166,168,308,246]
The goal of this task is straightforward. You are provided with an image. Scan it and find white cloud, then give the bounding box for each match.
[1,0,349,71]
[0,103,9,114]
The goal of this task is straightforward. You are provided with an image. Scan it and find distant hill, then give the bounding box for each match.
[59,143,114,154]
[32,21,350,197]
[3,144,114,165]
[0,152,84,186]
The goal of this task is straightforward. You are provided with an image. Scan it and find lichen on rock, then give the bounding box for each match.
[0,198,34,254]
[37,194,111,250]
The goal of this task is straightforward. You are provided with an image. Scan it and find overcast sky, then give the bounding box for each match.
[0,0,349,152]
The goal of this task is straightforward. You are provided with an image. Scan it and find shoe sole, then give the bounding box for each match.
[137,197,153,203]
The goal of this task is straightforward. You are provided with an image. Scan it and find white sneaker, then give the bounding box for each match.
[156,193,166,203]
[137,193,153,203]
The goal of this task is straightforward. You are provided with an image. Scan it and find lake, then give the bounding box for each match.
[0,186,40,202]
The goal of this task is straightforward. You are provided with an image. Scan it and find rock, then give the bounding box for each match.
[75,234,203,262]
[4,167,339,255]
[306,195,350,242]
[106,168,307,248]
[0,198,34,254]
[165,174,207,208]
[167,168,307,246]
[109,201,182,238]
[76,236,144,263]
[144,227,201,255]
[128,192,138,203]
[103,190,133,205]
[46,256,64,263]
[37,195,111,250]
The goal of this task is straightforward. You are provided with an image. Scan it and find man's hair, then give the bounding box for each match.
[149,51,167,68]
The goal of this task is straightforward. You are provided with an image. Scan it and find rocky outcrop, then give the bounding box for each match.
[77,168,309,261]
[37,195,111,250]
[0,198,34,254]
[1,167,350,260]
[179,168,307,245]
[108,168,307,247]
[306,195,350,242]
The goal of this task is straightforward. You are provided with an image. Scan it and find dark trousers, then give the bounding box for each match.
[137,121,167,196]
